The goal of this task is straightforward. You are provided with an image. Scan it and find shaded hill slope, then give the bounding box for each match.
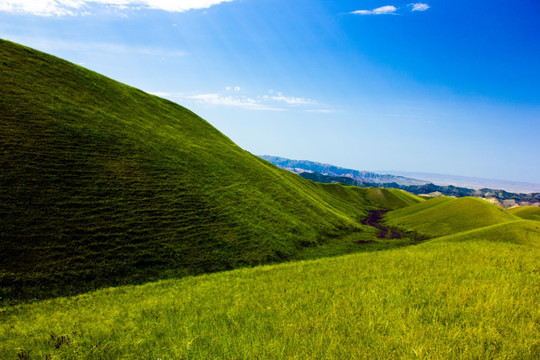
[508,206,540,221]
[0,39,419,300]
[384,197,518,238]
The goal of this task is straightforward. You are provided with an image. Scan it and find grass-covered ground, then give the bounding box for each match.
[384,196,518,238]
[508,206,540,221]
[1,219,538,359]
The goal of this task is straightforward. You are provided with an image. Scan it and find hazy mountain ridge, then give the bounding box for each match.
[259,155,428,186]
[261,156,540,208]
[301,172,540,207]
[381,170,540,194]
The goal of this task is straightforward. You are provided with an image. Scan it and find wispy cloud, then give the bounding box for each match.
[150,90,334,112]
[350,3,431,16]
[305,109,338,114]
[0,0,235,16]
[411,3,430,12]
[350,5,397,16]
[263,92,316,105]
[186,93,284,111]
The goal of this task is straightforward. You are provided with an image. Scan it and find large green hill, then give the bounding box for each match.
[0,39,421,301]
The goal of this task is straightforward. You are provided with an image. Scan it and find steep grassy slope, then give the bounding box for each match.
[0,39,423,301]
[1,221,538,359]
[384,196,518,238]
[508,206,540,221]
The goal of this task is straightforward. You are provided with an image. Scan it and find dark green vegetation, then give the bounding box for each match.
[0,39,422,302]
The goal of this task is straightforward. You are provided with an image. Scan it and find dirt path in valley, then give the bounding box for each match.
[361,210,404,239]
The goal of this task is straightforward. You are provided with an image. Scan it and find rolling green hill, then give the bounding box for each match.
[384,196,518,238]
[433,219,540,246]
[364,187,423,209]
[0,39,423,301]
[508,206,540,221]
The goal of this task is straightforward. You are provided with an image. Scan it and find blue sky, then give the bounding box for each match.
[1,0,539,183]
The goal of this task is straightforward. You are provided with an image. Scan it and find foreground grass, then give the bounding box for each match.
[1,225,538,359]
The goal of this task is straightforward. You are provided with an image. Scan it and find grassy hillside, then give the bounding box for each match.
[433,219,540,246]
[1,221,538,359]
[364,187,423,209]
[0,39,424,301]
[508,206,540,221]
[384,196,518,238]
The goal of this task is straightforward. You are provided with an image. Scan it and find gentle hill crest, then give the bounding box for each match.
[508,206,540,222]
[384,197,519,238]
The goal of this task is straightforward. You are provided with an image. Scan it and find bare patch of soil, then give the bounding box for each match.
[361,210,404,239]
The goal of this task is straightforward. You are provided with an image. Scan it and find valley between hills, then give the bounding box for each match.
[1,39,539,359]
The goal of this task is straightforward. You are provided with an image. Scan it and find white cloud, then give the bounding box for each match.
[0,0,234,16]
[411,3,430,12]
[350,5,397,16]
[350,10,371,15]
[373,5,397,14]
[187,93,284,111]
[263,93,316,105]
[305,109,336,114]
[149,90,326,112]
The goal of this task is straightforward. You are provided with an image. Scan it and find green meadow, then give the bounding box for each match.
[1,222,539,359]
[1,39,539,359]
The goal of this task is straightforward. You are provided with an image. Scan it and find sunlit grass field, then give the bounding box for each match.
[384,197,518,238]
[1,222,539,359]
[508,206,540,221]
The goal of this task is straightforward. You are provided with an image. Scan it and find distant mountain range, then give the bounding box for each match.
[258,156,428,186]
[379,170,540,194]
[260,156,540,208]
